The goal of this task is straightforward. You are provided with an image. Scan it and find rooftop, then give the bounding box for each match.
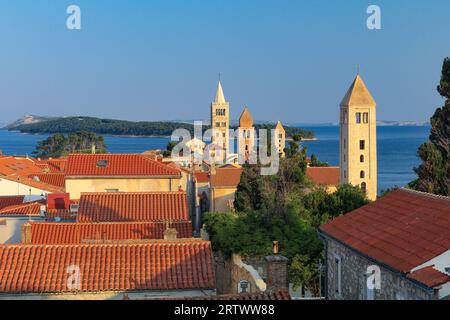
[76,191,189,222]
[306,166,340,187]
[319,188,450,285]
[25,221,193,244]
[210,167,243,188]
[65,154,181,177]
[0,241,215,294]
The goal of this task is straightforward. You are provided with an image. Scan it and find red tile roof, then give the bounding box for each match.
[26,221,193,244]
[194,172,209,183]
[306,166,340,186]
[77,192,189,222]
[28,173,65,188]
[151,289,291,300]
[0,241,215,293]
[0,175,65,193]
[0,202,41,216]
[0,156,42,176]
[210,167,243,188]
[35,158,67,173]
[0,196,24,210]
[407,266,450,288]
[319,189,450,273]
[65,154,181,177]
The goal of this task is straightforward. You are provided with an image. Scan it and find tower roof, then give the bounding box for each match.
[239,107,254,127]
[340,74,376,108]
[214,81,227,104]
[275,121,285,132]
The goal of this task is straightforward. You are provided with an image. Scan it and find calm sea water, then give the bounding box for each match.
[0,126,430,194]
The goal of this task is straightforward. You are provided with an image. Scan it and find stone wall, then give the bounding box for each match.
[324,237,433,300]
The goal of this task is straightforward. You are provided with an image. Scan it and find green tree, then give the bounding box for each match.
[309,154,329,167]
[413,58,450,195]
[32,131,107,159]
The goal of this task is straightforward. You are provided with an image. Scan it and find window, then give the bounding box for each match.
[356,112,361,123]
[361,182,367,193]
[97,159,108,167]
[105,189,119,193]
[215,122,220,127]
[344,170,347,178]
[363,112,369,123]
[343,154,346,162]
[365,274,375,300]
[334,255,342,296]
[221,122,226,127]
[360,140,365,150]
[343,139,346,149]
[360,155,364,163]
[360,171,365,179]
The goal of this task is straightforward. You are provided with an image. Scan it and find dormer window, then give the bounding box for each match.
[97,159,108,167]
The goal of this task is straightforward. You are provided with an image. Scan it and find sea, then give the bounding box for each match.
[0,126,430,194]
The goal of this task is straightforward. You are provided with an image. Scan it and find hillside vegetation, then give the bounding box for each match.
[9,116,315,139]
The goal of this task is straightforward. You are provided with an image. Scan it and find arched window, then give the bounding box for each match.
[361,182,367,194]
[360,155,364,163]
[360,170,365,178]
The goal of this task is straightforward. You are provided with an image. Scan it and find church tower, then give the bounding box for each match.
[211,81,230,156]
[340,74,377,201]
[237,107,255,163]
[275,121,286,158]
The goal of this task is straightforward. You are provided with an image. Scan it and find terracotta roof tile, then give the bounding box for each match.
[77,192,189,222]
[26,221,193,244]
[28,173,65,188]
[65,154,181,177]
[35,158,67,173]
[210,167,243,188]
[0,156,42,176]
[0,241,215,293]
[306,166,340,186]
[154,289,291,300]
[0,196,24,210]
[0,175,65,193]
[320,189,450,273]
[0,202,42,216]
[407,266,450,288]
[194,172,209,183]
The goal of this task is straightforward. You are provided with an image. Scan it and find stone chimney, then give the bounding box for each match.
[22,222,32,244]
[265,241,289,291]
[163,221,178,240]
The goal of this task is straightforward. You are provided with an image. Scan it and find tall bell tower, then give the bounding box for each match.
[340,74,377,201]
[211,81,230,156]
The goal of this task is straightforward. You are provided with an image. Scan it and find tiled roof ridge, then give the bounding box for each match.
[28,220,191,226]
[0,239,210,248]
[80,191,186,196]
[142,154,182,174]
[399,187,450,202]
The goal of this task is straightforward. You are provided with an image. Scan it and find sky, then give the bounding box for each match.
[0,0,449,124]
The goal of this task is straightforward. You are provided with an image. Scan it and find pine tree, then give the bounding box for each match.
[412,58,450,195]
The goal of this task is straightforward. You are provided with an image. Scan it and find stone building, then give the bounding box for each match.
[209,166,243,212]
[237,107,255,164]
[275,121,286,158]
[210,81,230,158]
[339,74,377,201]
[319,188,450,300]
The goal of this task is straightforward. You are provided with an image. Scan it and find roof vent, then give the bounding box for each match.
[96,159,108,168]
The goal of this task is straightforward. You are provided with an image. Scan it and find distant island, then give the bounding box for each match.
[4,115,315,139]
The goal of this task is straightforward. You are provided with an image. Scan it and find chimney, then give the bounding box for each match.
[91,144,96,154]
[163,221,178,240]
[265,241,289,291]
[22,222,32,244]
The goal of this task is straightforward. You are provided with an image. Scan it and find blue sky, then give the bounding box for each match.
[0,0,449,124]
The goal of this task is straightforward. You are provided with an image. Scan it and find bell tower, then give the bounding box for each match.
[211,81,230,157]
[237,107,255,163]
[340,74,377,201]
